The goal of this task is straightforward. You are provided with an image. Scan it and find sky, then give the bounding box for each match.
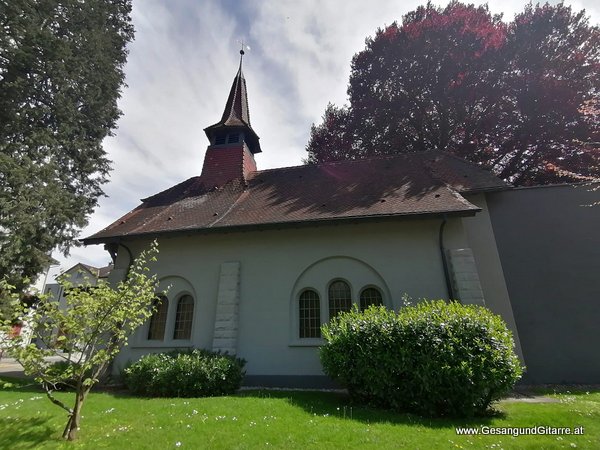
[46,0,600,281]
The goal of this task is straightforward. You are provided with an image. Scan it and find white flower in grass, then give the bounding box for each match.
[175,442,182,447]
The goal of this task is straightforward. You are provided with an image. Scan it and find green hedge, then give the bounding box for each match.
[320,300,523,417]
[123,349,246,397]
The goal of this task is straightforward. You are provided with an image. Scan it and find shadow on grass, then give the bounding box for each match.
[0,416,56,449]
[238,389,504,429]
[0,376,45,394]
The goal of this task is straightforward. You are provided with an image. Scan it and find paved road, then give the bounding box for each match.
[0,354,76,379]
[0,356,29,378]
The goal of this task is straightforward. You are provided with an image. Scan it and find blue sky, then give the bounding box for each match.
[47,0,600,280]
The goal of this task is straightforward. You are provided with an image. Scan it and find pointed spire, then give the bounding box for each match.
[219,49,251,127]
[204,48,261,154]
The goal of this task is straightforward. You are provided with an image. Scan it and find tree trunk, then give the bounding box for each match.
[62,391,86,440]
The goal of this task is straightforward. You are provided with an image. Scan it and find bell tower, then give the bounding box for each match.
[200,49,261,189]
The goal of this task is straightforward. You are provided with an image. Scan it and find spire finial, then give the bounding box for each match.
[238,39,250,69]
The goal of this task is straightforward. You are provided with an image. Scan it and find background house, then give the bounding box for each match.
[39,263,112,349]
[44,263,113,313]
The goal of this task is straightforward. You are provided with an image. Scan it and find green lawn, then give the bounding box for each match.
[0,378,598,449]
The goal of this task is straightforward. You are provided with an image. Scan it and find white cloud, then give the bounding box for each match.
[49,0,599,280]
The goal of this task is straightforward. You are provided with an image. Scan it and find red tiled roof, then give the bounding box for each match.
[63,263,112,278]
[83,151,507,244]
[97,264,113,278]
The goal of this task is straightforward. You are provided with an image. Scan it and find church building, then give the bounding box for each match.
[84,52,599,387]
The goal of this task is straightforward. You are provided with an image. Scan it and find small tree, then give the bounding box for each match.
[1,241,160,441]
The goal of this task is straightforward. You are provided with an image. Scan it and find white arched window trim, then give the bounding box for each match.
[134,289,196,349]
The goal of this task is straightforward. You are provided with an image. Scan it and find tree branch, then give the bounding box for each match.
[43,384,73,414]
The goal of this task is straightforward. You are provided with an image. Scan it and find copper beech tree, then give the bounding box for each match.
[306,2,600,185]
[1,242,160,441]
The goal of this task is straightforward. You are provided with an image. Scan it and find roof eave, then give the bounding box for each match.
[459,185,512,195]
[81,208,480,246]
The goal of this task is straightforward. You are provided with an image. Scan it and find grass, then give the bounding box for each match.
[0,377,598,449]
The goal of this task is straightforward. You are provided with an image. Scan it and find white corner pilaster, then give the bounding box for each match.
[447,248,485,306]
[212,261,241,355]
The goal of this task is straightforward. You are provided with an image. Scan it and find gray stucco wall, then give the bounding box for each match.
[462,194,523,360]
[104,204,523,387]
[106,211,523,385]
[487,183,600,384]
[110,219,458,384]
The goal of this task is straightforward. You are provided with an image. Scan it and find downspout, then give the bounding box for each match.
[439,215,454,300]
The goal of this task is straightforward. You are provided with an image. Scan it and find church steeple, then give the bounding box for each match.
[200,50,261,189]
[203,49,261,154]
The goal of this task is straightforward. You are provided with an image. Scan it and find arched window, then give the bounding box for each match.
[173,295,194,340]
[360,287,383,311]
[328,280,352,319]
[299,290,321,338]
[147,296,168,340]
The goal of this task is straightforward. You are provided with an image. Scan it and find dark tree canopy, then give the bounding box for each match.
[497,2,600,184]
[305,103,355,164]
[0,0,134,294]
[306,1,600,186]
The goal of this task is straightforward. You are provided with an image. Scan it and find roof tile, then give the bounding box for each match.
[83,151,507,243]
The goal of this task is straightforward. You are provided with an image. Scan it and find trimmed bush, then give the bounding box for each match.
[123,349,246,397]
[320,300,523,417]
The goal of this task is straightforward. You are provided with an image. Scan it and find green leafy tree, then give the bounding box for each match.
[0,0,135,296]
[306,1,600,185]
[1,242,160,441]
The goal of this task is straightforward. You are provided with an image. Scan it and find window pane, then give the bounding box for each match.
[147,296,168,340]
[173,295,194,340]
[299,290,321,338]
[360,287,383,311]
[328,280,351,319]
